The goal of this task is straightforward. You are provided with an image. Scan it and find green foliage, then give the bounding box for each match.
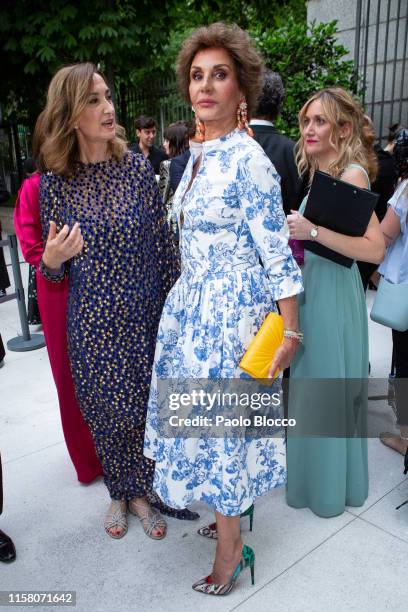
[0,0,172,126]
[152,0,306,73]
[168,0,306,31]
[0,0,358,146]
[251,18,360,140]
[0,0,307,127]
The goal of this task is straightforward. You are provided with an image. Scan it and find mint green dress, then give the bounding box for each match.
[286,165,369,517]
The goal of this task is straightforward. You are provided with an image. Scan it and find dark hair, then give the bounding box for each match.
[176,22,264,117]
[23,110,47,175]
[32,110,46,169]
[388,122,405,143]
[184,119,196,139]
[254,70,285,121]
[394,128,408,179]
[135,115,156,131]
[163,121,189,158]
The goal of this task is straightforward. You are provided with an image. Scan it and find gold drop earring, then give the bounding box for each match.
[237,98,253,137]
[192,107,205,142]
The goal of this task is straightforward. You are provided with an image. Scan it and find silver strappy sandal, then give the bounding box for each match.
[104,500,128,539]
[128,499,167,540]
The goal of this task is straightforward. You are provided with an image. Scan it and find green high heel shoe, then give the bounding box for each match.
[192,544,255,596]
[197,504,254,539]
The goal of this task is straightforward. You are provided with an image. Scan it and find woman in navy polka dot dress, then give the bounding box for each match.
[38,63,185,539]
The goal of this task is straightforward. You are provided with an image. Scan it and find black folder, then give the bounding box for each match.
[303,170,379,268]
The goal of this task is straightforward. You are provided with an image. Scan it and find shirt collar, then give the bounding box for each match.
[249,119,274,127]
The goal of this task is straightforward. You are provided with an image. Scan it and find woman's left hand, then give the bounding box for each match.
[287,210,314,240]
[268,338,299,378]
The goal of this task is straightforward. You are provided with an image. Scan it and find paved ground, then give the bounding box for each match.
[1,214,407,612]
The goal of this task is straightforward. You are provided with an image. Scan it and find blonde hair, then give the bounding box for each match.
[38,63,127,176]
[296,87,377,184]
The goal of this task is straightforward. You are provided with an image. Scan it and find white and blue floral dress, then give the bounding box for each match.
[144,128,303,515]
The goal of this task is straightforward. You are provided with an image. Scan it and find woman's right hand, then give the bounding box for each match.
[42,221,83,271]
[268,337,299,378]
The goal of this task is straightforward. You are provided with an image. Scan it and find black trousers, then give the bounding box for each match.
[393,328,408,426]
[357,261,377,292]
[27,265,41,325]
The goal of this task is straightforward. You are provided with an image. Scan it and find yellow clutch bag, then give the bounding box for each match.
[239,312,284,381]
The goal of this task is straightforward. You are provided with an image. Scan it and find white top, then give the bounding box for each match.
[249,119,274,127]
[378,179,408,284]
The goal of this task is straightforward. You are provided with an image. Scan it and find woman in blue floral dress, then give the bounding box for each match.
[144,23,303,595]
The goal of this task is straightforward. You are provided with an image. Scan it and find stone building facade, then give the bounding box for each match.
[307,0,407,143]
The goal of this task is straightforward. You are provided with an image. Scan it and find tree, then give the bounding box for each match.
[0,0,171,127]
[0,0,306,127]
[251,18,360,139]
[150,0,306,74]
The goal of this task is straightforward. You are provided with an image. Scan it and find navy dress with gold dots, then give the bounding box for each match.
[40,152,178,500]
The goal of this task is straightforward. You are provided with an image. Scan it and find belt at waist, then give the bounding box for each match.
[180,260,263,280]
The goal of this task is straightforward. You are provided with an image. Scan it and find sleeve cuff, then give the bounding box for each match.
[264,256,304,301]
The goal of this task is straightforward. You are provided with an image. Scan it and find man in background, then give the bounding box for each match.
[250,70,305,214]
[131,115,167,174]
[169,120,196,194]
[250,71,306,409]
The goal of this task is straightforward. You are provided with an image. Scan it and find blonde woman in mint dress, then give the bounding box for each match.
[286,88,385,517]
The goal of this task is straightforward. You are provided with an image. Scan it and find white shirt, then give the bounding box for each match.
[249,119,274,127]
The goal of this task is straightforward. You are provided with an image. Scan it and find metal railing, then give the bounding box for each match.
[0,234,45,352]
[117,77,192,142]
[0,122,30,194]
[355,0,408,144]
[1,80,191,186]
